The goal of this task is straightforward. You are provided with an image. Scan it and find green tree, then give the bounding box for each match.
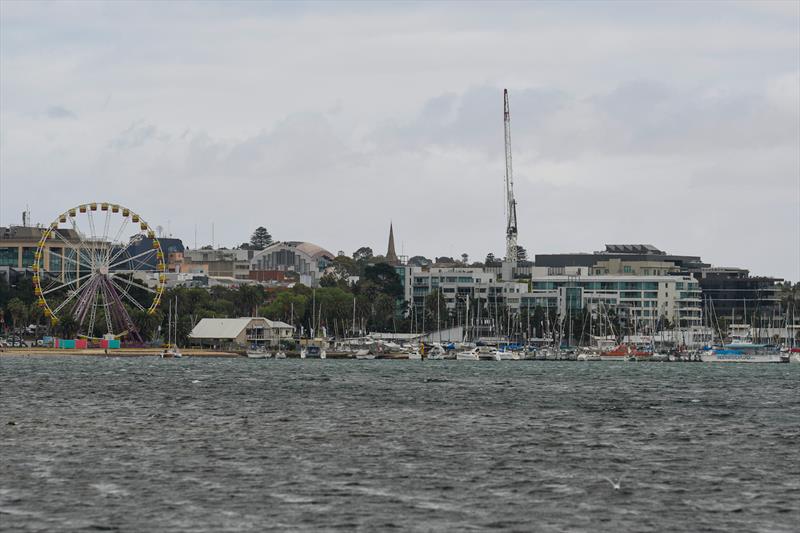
[249,227,273,250]
[235,284,266,316]
[6,298,28,331]
[28,302,45,334]
[319,273,339,288]
[362,263,403,299]
[331,255,359,277]
[407,255,431,267]
[259,290,309,327]
[55,314,78,339]
[423,289,445,329]
[133,309,163,343]
[353,247,373,263]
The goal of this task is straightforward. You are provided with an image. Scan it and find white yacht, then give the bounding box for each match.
[246,346,270,359]
[456,347,479,360]
[405,350,422,360]
[301,345,326,359]
[426,346,446,360]
[494,349,519,361]
[577,351,601,361]
[160,296,182,358]
[701,343,787,363]
[457,346,496,361]
[159,346,182,359]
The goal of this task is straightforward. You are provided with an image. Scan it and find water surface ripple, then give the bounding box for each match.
[1,357,798,532]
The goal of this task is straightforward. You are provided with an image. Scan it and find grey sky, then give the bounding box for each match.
[1,0,798,280]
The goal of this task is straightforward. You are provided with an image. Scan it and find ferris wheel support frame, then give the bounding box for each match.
[32,202,167,344]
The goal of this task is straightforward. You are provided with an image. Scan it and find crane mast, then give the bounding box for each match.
[503,88,518,266]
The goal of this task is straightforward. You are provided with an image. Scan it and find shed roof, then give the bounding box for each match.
[188,317,294,339]
[189,318,254,339]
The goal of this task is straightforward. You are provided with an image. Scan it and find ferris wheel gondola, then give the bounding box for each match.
[32,202,167,343]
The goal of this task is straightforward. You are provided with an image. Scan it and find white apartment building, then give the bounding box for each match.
[404,265,702,328]
[521,275,702,327]
[407,266,528,311]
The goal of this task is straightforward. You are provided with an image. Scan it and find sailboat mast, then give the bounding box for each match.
[174,296,178,348]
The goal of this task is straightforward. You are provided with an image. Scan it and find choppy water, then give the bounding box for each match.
[1,357,798,532]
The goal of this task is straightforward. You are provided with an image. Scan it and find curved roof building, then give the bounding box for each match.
[249,241,334,287]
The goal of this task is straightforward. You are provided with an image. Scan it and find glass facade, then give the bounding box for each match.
[0,247,19,267]
[21,247,36,268]
[49,247,62,273]
[565,287,582,311]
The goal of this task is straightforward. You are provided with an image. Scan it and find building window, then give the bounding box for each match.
[22,247,36,268]
[49,247,62,272]
[0,247,19,267]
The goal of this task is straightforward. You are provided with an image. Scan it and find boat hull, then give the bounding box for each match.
[701,352,786,363]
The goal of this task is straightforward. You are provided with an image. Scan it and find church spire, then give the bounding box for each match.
[386,222,399,265]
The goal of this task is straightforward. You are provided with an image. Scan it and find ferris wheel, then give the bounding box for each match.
[32,202,167,342]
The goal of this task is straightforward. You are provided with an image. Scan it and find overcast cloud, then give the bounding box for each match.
[1,0,798,280]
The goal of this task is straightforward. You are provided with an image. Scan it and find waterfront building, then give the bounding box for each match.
[249,241,334,288]
[407,266,528,312]
[533,243,782,325]
[188,317,294,349]
[535,244,707,274]
[521,274,703,328]
[405,263,702,328]
[696,267,783,323]
[1,224,86,282]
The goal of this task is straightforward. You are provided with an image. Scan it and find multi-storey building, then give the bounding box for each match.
[521,275,703,328]
[534,243,782,323]
[183,248,254,279]
[405,263,702,328]
[407,266,527,311]
[1,225,80,270]
[535,244,707,273]
[696,267,783,322]
[1,224,86,282]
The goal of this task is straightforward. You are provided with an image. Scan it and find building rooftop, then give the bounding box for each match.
[189,317,293,339]
[267,241,334,261]
[602,244,664,255]
[1,225,82,242]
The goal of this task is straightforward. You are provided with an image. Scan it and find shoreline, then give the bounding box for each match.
[0,348,241,358]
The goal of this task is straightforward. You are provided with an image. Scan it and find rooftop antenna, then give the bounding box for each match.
[502,89,518,278]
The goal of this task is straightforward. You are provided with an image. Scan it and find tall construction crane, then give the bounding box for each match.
[503,88,518,271]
